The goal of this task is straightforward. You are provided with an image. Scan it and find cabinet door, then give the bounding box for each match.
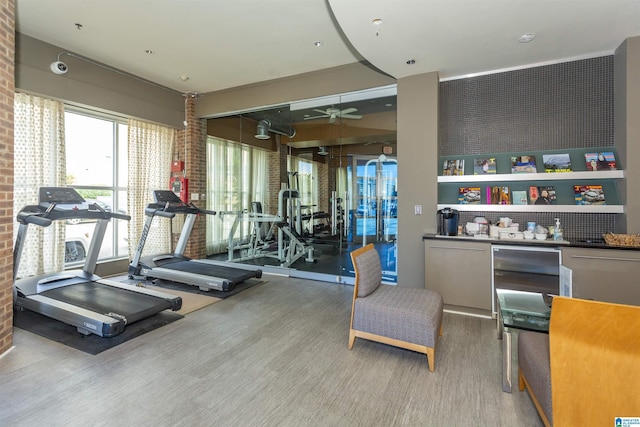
[424,239,491,310]
[562,247,640,305]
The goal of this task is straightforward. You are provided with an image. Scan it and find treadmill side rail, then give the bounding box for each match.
[99,279,183,311]
[18,294,125,337]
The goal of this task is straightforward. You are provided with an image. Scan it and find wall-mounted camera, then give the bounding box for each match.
[50,61,68,75]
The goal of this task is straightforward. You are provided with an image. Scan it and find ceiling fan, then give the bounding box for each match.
[304,107,362,123]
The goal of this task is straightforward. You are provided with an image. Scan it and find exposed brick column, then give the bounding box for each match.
[0,0,15,355]
[174,94,207,259]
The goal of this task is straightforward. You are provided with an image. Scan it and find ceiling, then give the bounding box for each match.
[15,0,640,95]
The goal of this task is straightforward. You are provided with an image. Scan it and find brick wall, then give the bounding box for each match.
[173,94,207,259]
[0,0,15,355]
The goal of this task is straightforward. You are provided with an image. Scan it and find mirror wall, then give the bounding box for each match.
[205,87,397,283]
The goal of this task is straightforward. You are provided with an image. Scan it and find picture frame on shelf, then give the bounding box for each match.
[473,157,496,175]
[488,186,510,204]
[585,152,616,171]
[542,153,572,172]
[511,155,537,174]
[574,184,606,205]
[443,159,465,176]
[530,186,556,205]
[512,190,528,205]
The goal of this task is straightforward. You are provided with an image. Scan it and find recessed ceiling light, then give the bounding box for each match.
[372,18,383,36]
[313,41,323,47]
[406,59,416,65]
[518,33,536,43]
[180,75,190,82]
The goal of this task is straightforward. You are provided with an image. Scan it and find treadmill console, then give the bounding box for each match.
[153,190,185,205]
[39,187,88,210]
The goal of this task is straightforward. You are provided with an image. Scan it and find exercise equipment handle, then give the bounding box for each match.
[18,212,52,227]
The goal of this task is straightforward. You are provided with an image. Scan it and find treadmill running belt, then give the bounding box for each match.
[42,281,172,324]
[158,260,260,285]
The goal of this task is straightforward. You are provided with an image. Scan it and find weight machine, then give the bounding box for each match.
[222,188,315,267]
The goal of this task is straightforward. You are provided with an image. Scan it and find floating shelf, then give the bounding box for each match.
[437,170,625,183]
[437,204,625,213]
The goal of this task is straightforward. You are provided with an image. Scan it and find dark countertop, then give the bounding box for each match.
[422,233,640,251]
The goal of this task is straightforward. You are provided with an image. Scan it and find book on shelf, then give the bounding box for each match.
[574,185,606,205]
[473,157,496,175]
[512,190,528,205]
[542,153,572,172]
[584,152,617,171]
[458,187,481,204]
[511,155,537,173]
[529,186,557,205]
[442,159,465,176]
[487,186,510,205]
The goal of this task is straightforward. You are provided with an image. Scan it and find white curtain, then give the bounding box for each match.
[287,155,318,207]
[13,93,66,278]
[127,119,175,258]
[206,136,269,255]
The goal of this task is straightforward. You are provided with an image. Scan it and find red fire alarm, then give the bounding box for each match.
[171,161,185,172]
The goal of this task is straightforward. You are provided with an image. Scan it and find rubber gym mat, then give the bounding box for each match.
[13,309,183,355]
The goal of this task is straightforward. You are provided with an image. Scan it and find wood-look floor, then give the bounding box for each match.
[0,276,543,426]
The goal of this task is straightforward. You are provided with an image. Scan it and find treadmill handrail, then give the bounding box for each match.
[17,203,129,223]
[145,207,175,218]
[17,209,52,227]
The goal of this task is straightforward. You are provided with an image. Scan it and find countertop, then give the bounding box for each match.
[422,233,640,250]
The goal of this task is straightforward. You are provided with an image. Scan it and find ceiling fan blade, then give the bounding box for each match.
[313,109,329,115]
[304,114,330,120]
[339,107,358,115]
[341,114,363,119]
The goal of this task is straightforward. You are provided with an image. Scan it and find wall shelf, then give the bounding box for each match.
[438,170,625,183]
[437,204,625,213]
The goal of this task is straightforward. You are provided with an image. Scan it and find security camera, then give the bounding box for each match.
[50,61,68,75]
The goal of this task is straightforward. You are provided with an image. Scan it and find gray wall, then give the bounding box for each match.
[16,34,184,128]
[397,72,439,287]
[615,36,640,234]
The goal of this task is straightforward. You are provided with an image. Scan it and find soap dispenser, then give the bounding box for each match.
[553,217,563,241]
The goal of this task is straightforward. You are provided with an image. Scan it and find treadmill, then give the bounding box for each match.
[13,187,182,337]
[128,190,262,292]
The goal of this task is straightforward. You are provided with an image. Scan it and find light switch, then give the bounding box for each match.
[414,205,422,215]
[191,193,199,200]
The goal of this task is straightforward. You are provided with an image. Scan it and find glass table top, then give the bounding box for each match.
[496,288,551,333]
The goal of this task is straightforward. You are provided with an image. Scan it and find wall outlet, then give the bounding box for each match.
[414,204,422,215]
[191,193,199,200]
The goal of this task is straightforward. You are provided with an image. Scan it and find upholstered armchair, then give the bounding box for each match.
[518,297,640,426]
[348,243,444,371]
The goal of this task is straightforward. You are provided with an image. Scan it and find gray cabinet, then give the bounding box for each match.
[562,247,640,305]
[424,239,491,310]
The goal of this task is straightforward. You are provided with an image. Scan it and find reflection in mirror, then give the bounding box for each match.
[204,90,397,283]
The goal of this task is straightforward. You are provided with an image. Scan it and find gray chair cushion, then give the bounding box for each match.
[353,246,382,297]
[353,285,443,348]
[518,331,552,425]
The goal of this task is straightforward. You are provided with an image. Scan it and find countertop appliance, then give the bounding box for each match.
[437,208,459,236]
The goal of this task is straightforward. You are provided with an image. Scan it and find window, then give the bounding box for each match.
[64,109,128,264]
[287,156,318,207]
[206,136,269,255]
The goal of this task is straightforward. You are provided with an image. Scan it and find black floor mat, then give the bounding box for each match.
[13,309,183,355]
[151,278,264,299]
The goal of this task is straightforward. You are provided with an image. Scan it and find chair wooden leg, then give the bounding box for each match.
[348,329,356,349]
[425,347,435,372]
[439,324,443,337]
[518,368,525,391]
